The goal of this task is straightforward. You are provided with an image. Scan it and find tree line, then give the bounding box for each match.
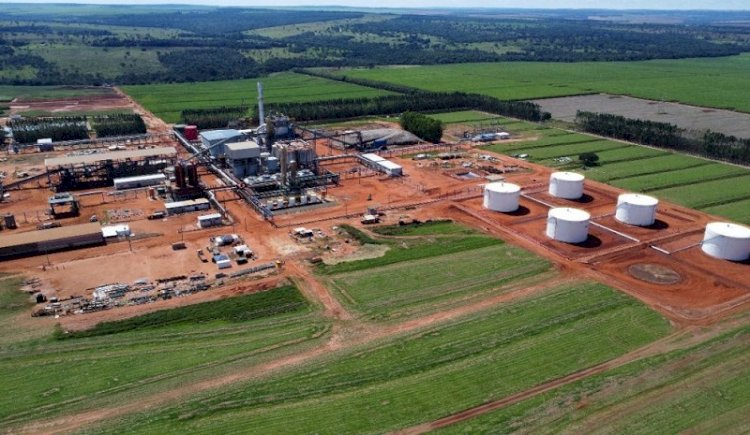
[92,114,146,137]
[9,116,89,144]
[400,111,443,143]
[182,105,250,129]
[575,111,750,166]
[270,92,548,124]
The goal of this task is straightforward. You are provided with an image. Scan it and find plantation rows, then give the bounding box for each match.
[9,113,147,143]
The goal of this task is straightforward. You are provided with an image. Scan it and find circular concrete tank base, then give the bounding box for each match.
[628,264,682,285]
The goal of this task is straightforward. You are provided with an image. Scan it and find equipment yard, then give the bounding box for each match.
[1,101,750,434]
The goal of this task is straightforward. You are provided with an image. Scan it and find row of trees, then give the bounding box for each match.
[575,111,750,166]
[92,114,146,137]
[181,105,249,129]
[272,91,548,123]
[400,111,443,143]
[9,117,89,144]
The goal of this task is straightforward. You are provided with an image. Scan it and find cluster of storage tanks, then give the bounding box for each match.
[483,171,750,260]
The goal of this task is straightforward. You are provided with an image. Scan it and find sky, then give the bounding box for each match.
[2,0,748,10]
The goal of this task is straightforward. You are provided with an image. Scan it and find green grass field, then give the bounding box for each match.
[0,85,114,101]
[650,174,750,209]
[330,244,553,320]
[439,325,750,434]
[702,198,750,224]
[122,72,394,123]
[87,282,670,434]
[331,54,750,112]
[611,163,750,192]
[0,285,329,426]
[427,110,501,124]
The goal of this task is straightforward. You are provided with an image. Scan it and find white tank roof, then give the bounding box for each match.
[485,182,521,193]
[618,193,658,207]
[548,207,590,222]
[706,222,750,239]
[551,171,584,182]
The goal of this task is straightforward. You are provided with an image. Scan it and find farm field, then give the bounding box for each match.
[86,282,670,434]
[121,72,394,123]
[331,54,750,112]
[439,323,750,434]
[612,163,750,192]
[650,174,750,209]
[326,223,553,320]
[0,85,114,101]
[533,94,750,139]
[0,285,329,426]
[427,110,501,124]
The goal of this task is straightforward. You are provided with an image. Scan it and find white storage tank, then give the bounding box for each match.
[546,208,590,244]
[549,172,585,199]
[615,193,659,226]
[701,222,750,261]
[483,182,521,212]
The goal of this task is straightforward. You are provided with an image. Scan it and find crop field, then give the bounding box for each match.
[650,174,750,209]
[330,243,553,320]
[510,140,628,162]
[702,198,750,224]
[332,54,750,112]
[86,282,670,434]
[0,85,114,101]
[533,94,750,139]
[316,225,500,276]
[427,110,501,124]
[121,72,394,123]
[612,163,750,192]
[0,285,329,426]
[439,325,750,434]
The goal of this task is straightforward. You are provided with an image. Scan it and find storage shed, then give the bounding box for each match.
[0,222,104,260]
[198,213,222,228]
[164,198,210,215]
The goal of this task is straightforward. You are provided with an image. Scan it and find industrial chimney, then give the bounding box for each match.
[257,81,265,130]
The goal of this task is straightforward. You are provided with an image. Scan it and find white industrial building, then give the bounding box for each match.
[225,140,261,178]
[483,182,521,212]
[197,213,222,228]
[549,172,585,199]
[360,153,403,177]
[165,198,210,215]
[701,222,750,261]
[199,129,245,157]
[615,193,658,226]
[113,173,166,190]
[101,224,131,239]
[546,207,590,244]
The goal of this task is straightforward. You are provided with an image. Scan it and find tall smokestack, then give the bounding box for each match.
[257,82,265,129]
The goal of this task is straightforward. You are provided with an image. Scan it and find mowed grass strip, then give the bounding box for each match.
[316,233,500,275]
[512,140,628,162]
[702,198,750,224]
[611,163,750,192]
[427,110,501,124]
[0,285,328,424]
[438,325,750,434]
[331,244,552,318]
[122,72,394,123]
[586,145,668,165]
[650,174,750,209]
[584,153,711,182]
[90,282,670,434]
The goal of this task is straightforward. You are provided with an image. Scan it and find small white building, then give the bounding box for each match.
[101,224,131,239]
[197,213,222,229]
[233,244,252,257]
[379,160,403,177]
[114,173,167,190]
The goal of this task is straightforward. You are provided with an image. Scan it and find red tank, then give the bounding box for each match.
[184,125,198,141]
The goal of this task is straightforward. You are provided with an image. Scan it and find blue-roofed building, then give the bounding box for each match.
[199,129,245,157]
